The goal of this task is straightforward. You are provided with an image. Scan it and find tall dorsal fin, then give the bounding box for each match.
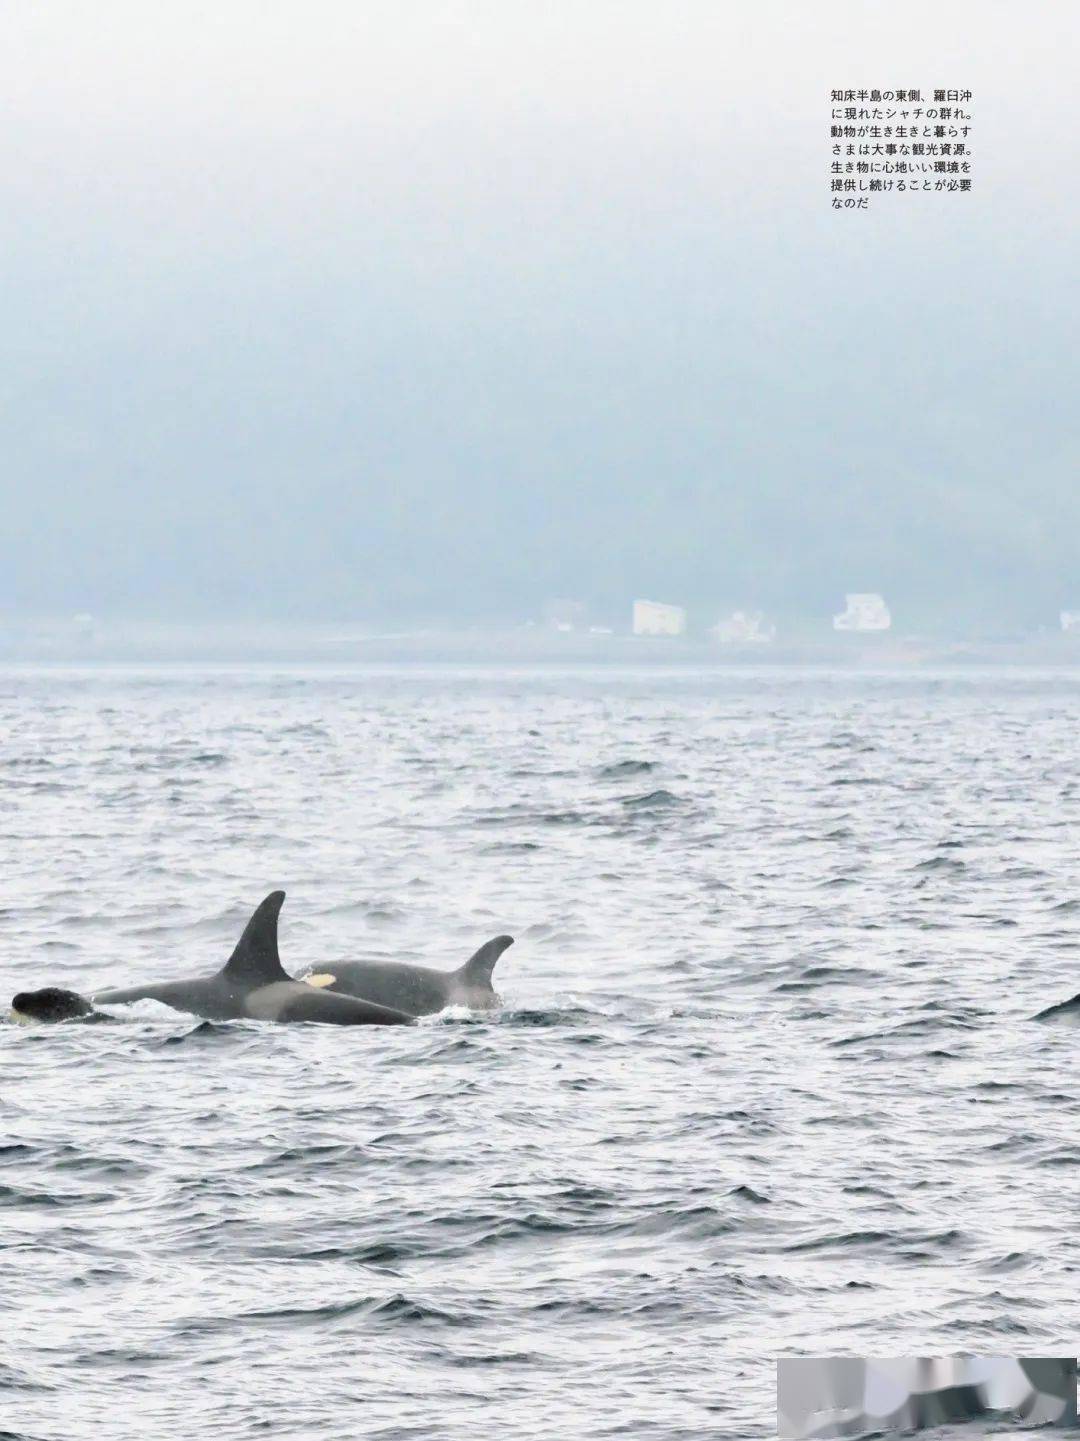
[219,891,289,987]
[456,934,513,986]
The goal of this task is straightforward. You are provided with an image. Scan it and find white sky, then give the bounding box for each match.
[2,1,1078,623]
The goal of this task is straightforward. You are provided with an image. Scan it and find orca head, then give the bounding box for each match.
[11,987,96,1023]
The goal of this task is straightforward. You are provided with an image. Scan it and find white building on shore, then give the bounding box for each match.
[1061,610,1080,632]
[833,593,891,632]
[633,600,686,637]
[544,598,586,632]
[712,610,775,645]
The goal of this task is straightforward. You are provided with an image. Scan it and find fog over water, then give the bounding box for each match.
[2,665,1078,1439]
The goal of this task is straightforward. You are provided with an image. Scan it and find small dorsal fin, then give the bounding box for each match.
[219,891,289,987]
[457,934,513,986]
[1034,992,1080,1021]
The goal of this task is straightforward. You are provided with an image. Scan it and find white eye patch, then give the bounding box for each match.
[303,973,337,990]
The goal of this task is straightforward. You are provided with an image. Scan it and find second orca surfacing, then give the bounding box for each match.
[301,934,514,1017]
[90,891,413,1026]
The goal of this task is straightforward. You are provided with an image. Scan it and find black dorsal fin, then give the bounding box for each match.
[219,891,289,987]
[456,935,513,986]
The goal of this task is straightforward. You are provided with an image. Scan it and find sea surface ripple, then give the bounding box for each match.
[1,664,1078,1440]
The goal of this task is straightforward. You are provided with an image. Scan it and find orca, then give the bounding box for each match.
[1033,992,1080,1023]
[10,987,109,1024]
[301,934,514,1017]
[86,891,414,1026]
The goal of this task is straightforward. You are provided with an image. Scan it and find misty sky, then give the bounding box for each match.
[2,1,1077,629]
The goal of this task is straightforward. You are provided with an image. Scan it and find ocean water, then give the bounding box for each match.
[1,663,1078,1441]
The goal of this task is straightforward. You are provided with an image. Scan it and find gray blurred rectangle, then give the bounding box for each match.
[777,1357,1077,1438]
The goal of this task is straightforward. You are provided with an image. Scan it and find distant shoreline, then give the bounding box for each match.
[4,640,1080,670]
